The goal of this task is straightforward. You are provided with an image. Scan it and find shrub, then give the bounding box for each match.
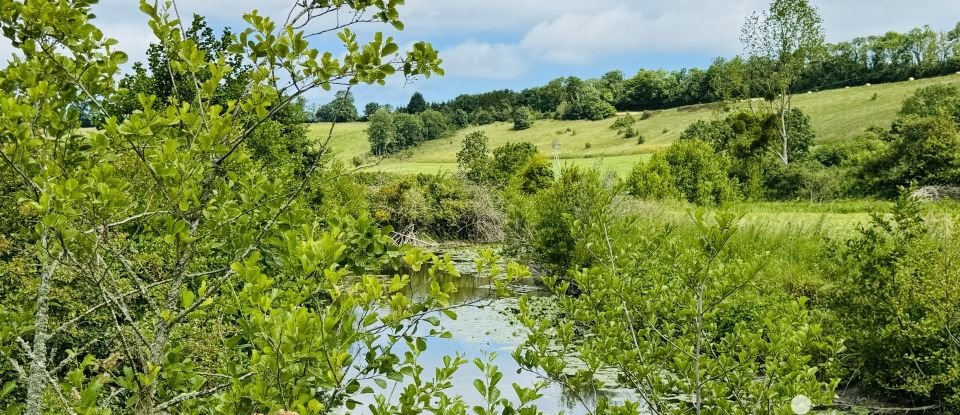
[420,109,450,140]
[491,142,538,185]
[393,112,426,148]
[512,106,534,130]
[609,114,636,132]
[472,108,495,125]
[864,113,960,196]
[368,174,503,241]
[457,131,492,184]
[826,195,960,409]
[639,110,653,120]
[512,154,554,195]
[367,108,396,155]
[900,84,960,122]
[584,142,591,149]
[505,167,611,275]
[627,157,679,201]
[448,108,470,129]
[640,140,740,205]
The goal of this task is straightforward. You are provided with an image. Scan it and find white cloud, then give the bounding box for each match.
[440,40,527,80]
[519,2,756,65]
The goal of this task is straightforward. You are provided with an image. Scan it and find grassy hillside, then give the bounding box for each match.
[314,72,960,176]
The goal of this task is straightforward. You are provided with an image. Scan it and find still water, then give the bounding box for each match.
[355,247,638,414]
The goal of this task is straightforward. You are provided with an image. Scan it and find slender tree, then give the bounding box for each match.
[742,0,825,164]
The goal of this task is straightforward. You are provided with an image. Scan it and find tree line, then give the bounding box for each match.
[314,19,960,129]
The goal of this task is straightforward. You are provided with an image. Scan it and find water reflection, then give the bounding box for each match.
[351,248,637,415]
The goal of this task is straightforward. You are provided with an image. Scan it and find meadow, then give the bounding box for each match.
[315,73,960,177]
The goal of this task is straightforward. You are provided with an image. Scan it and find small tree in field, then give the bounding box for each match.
[513,107,534,130]
[742,0,824,164]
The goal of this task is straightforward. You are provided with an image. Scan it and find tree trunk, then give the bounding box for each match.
[25,239,60,415]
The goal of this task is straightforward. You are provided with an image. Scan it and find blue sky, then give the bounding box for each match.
[6,0,960,107]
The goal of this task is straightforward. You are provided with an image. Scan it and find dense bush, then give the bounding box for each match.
[505,167,614,275]
[864,112,960,196]
[393,112,426,148]
[511,154,555,195]
[367,108,396,155]
[367,174,504,241]
[628,140,739,205]
[900,84,960,122]
[420,109,450,140]
[516,211,838,415]
[826,195,960,409]
[457,131,493,183]
[512,106,534,130]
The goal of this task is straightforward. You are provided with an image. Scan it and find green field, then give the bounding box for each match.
[314,73,960,176]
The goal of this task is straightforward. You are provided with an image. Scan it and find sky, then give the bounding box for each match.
[4,0,960,107]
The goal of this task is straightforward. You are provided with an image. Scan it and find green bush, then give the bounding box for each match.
[367,108,396,155]
[491,142,537,185]
[420,109,450,140]
[505,167,612,275]
[629,140,739,205]
[900,84,960,122]
[512,154,554,195]
[826,195,960,409]
[472,108,495,125]
[864,113,960,196]
[394,112,426,148]
[457,131,493,183]
[627,156,680,201]
[368,174,503,241]
[512,106,534,130]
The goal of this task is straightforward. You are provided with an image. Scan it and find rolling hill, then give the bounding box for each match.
[313,72,960,177]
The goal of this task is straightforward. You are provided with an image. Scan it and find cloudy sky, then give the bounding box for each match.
[7,0,960,106]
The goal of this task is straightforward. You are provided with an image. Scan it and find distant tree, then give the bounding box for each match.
[394,113,426,147]
[742,0,825,164]
[457,131,492,183]
[316,90,359,122]
[420,109,450,140]
[407,92,428,114]
[363,102,384,120]
[368,109,396,155]
[512,106,534,130]
[557,77,617,121]
[448,108,470,129]
[472,108,495,125]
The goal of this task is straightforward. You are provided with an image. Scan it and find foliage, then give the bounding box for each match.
[629,141,739,205]
[315,90,360,122]
[511,155,555,195]
[407,92,428,114]
[491,142,538,186]
[0,1,521,414]
[394,113,427,148]
[864,110,960,196]
[826,195,960,409]
[516,210,838,414]
[900,84,960,122]
[366,174,504,242]
[512,106,534,130]
[420,109,450,140]
[557,77,618,121]
[368,109,397,156]
[505,167,614,276]
[457,131,493,184]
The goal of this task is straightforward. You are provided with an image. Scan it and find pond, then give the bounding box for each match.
[354,246,639,414]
